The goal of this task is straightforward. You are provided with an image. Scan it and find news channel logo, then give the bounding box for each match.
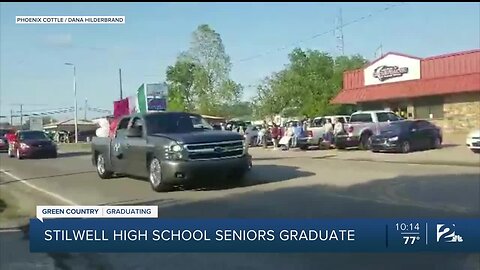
[436,224,463,243]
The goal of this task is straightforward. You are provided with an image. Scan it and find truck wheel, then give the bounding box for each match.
[359,134,372,150]
[231,170,248,187]
[96,154,113,179]
[149,158,171,192]
[401,141,411,153]
[431,136,442,149]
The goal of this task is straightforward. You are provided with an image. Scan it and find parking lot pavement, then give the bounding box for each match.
[249,144,480,167]
[0,150,479,270]
[332,145,480,167]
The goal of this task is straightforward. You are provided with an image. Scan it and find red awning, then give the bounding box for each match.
[332,73,480,104]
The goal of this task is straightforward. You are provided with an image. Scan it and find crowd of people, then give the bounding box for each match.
[222,117,347,151]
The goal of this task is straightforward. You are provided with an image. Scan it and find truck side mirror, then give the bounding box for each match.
[126,127,142,137]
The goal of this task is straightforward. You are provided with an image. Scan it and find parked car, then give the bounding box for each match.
[10,130,58,159]
[0,129,11,152]
[297,115,350,150]
[335,110,404,150]
[91,112,252,192]
[370,120,442,153]
[466,129,480,154]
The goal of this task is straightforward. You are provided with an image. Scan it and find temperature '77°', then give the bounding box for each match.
[403,236,420,245]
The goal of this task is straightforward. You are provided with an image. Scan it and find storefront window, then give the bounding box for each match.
[413,96,444,119]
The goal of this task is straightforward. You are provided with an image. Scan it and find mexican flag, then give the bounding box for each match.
[136,83,148,113]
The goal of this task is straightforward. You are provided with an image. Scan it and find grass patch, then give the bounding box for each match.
[58,142,91,153]
[0,190,29,225]
[0,198,6,213]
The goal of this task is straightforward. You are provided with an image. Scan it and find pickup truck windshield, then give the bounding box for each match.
[145,113,213,134]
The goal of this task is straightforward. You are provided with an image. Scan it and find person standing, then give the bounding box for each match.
[333,118,344,136]
[5,130,17,157]
[262,122,269,148]
[271,124,280,150]
[323,118,334,145]
[293,122,302,148]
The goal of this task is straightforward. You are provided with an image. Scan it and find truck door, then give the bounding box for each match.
[124,116,149,178]
[111,117,130,174]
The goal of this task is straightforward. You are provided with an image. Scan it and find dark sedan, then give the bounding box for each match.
[0,129,11,151]
[370,120,442,153]
[10,130,58,159]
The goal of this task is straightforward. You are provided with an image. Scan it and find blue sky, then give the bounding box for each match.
[1,2,479,122]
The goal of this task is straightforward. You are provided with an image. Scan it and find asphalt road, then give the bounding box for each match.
[0,148,479,270]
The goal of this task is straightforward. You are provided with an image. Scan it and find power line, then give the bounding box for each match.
[233,2,406,64]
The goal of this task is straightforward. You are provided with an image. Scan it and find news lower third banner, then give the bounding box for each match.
[30,218,480,253]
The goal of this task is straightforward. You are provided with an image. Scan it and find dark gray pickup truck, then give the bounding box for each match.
[91,112,252,192]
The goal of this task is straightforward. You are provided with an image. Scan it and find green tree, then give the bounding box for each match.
[254,48,367,118]
[166,60,198,112]
[219,101,253,119]
[184,24,242,115]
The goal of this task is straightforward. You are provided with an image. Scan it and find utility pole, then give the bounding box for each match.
[84,98,88,120]
[19,104,23,129]
[374,44,383,58]
[335,8,345,56]
[10,103,47,129]
[65,63,78,143]
[119,68,123,99]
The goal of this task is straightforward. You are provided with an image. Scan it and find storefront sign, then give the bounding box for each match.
[29,117,43,131]
[373,65,409,81]
[364,53,421,86]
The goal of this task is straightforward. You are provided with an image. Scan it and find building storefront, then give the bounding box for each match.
[332,50,480,133]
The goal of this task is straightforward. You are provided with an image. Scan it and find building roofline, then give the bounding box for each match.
[344,49,480,74]
[423,49,480,60]
[367,52,422,67]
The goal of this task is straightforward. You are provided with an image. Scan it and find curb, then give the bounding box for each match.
[332,157,480,167]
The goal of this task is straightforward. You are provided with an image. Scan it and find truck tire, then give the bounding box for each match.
[430,136,442,149]
[232,160,252,186]
[401,141,411,153]
[149,158,171,192]
[359,133,372,150]
[96,153,113,179]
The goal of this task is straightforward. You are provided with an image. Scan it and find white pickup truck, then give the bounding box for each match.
[335,110,404,150]
[297,115,350,150]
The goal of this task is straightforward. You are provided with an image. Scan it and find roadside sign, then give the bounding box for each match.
[29,117,43,131]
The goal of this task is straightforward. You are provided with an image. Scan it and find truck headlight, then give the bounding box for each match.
[242,138,248,154]
[171,144,182,152]
[164,143,186,160]
[388,136,398,142]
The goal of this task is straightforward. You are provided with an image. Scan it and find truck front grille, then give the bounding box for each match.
[184,140,244,160]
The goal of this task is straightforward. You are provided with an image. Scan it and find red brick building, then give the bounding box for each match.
[332,49,480,132]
